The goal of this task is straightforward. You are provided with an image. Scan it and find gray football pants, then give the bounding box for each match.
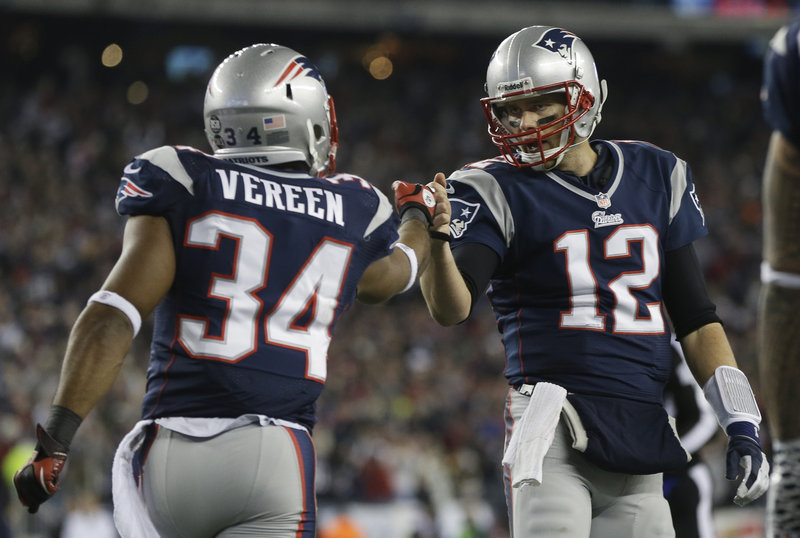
[505,389,675,538]
[141,423,316,537]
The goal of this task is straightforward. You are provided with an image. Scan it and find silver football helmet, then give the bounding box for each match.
[204,44,338,176]
[482,26,607,170]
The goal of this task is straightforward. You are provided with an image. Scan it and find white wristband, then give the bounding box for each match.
[393,242,418,293]
[703,365,761,430]
[761,261,800,289]
[88,290,142,337]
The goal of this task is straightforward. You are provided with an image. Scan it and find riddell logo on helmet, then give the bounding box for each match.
[498,78,533,93]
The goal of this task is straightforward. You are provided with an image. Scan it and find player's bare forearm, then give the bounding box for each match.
[762,132,800,273]
[53,305,133,417]
[399,217,432,275]
[418,172,471,325]
[357,219,430,303]
[420,240,471,326]
[679,322,738,386]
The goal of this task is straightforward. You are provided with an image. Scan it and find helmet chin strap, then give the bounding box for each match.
[522,133,592,172]
[520,125,573,171]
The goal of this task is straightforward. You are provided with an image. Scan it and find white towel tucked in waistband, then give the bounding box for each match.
[502,382,568,488]
[112,420,159,538]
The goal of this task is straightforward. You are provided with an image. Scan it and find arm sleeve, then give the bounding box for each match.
[663,243,722,339]
[452,242,500,315]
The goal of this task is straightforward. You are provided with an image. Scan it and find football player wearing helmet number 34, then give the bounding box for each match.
[12,44,438,537]
[419,26,769,537]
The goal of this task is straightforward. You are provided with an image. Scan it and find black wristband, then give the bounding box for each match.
[429,230,451,242]
[44,405,83,449]
[400,207,429,226]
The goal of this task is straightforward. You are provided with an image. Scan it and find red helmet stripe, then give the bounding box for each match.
[274,61,301,86]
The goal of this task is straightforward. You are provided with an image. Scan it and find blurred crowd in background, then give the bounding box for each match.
[0,9,778,537]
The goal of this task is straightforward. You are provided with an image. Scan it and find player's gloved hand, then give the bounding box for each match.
[13,424,69,513]
[725,421,770,506]
[392,181,436,226]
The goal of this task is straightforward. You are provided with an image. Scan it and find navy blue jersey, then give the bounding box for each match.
[116,145,399,429]
[763,21,800,146]
[448,140,707,405]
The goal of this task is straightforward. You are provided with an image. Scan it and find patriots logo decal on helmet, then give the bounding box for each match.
[274,56,324,87]
[534,28,577,61]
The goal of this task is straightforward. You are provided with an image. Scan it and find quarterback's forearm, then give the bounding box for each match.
[679,322,738,386]
[420,241,471,326]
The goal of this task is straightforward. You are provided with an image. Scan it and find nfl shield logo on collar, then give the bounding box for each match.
[595,193,611,209]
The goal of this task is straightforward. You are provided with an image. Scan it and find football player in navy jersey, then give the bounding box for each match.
[760,20,800,537]
[418,26,769,537]
[12,44,437,537]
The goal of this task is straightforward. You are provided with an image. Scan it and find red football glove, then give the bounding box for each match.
[14,425,69,513]
[392,181,436,226]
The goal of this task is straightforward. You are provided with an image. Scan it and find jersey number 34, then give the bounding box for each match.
[178,212,350,382]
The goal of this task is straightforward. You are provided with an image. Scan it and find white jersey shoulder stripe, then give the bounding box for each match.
[768,24,789,56]
[136,146,195,195]
[365,185,394,238]
[668,157,688,224]
[449,168,515,247]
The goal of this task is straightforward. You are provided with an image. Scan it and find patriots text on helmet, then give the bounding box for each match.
[225,155,272,164]
[216,168,344,226]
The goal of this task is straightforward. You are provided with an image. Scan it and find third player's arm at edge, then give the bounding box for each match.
[763,130,800,275]
[419,173,472,326]
[760,130,800,441]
